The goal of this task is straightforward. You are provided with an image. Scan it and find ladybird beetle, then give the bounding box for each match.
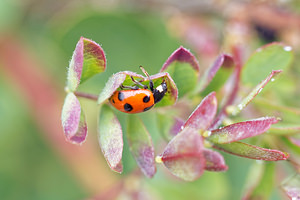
[109,66,167,114]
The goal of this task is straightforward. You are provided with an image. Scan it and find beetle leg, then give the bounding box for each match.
[130,76,148,89]
[120,84,139,90]
[139,66,154,92]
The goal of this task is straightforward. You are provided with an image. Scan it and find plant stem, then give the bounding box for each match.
[74,91,98,101]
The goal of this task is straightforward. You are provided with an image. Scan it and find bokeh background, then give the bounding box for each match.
[1,0,300,199]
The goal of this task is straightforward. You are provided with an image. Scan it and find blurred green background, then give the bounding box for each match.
[1,0,300,199]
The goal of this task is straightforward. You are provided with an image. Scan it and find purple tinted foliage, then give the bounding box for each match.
[61,93,87,144]
[161,127,205,181]
[209,117,279,144]
[198,54,234,92]
[209,54,242,129]
[203,149,228,171]
[169,117,185,138]
[98,105,123,173]
[161,46,200,73]
[184,92,217,130]
[127,116,156,178]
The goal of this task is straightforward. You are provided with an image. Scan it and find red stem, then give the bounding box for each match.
[74,91,98,101]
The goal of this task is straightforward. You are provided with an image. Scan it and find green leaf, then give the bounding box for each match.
[228,70,281,116]
[98,105,123,173]
[157,113,184,141]
[242,43,293,86]
[81,37,106,82]
[197,54,234,95]
[161,47,199,98]
[213,141,289,161]
[127,115,156,178]
[164,62,197,98]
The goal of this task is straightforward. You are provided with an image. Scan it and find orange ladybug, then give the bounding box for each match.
[109,67,167,114]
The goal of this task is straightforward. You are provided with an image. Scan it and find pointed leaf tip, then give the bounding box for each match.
[184,92,217,131]
[160,47,199,97]
[61,93,87,144]
[98,105,123,173]
[196,54,234,93]
[209,117,279,144]
[213,142,289,161]
[67,37,106,92]
[161,127,205,181]
[161,46,200,73]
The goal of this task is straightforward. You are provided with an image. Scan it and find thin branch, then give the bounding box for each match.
[74,91,98,101]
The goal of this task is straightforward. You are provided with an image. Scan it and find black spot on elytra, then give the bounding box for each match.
[124,103,133,112]
[143,105,153,112]
[118,92,124,101]
[112,99,115,104]
[143,95,150,103]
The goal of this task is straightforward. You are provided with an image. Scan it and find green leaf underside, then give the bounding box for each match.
[242,43,293,86]
[97,73,127,104]
[230,70,282,116]
[127,115,156,178]
[164,62,197,98]
[98,105,123,173]
[80,38,106,83]
[201,67,233,96]
[213,142,288,161]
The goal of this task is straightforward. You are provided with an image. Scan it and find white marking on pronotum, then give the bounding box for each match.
[156,85,164,92]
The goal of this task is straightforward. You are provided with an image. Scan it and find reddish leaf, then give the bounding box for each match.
[127,116,156,178]
[203,149,228,171]
[213,141,289,161]
[98,105,123,173]
[61,93,87,144]
[160,127,205,181]
[208,117,279,144]
[196,53,234,92]
[161,46,200,73]
[67,37,106,92]
[184,92,217,131]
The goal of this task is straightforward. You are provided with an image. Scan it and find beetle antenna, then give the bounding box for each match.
[139,66,154,91]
